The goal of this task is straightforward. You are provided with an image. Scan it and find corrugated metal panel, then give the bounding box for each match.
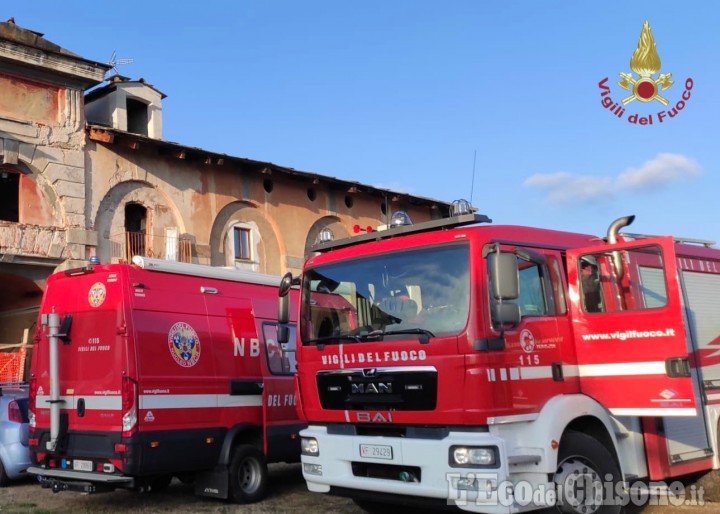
[661,270,719,461]
[682,271,720,352]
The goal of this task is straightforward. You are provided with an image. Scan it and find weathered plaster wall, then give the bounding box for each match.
[87,141,437,275]
[0,71,96,268]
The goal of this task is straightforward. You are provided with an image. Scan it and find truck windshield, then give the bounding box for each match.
[301,243,469,345]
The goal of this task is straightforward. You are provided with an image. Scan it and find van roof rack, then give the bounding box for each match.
[131,256,282,287]
[623,233,716,248]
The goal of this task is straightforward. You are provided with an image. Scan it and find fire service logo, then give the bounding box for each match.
[88,282,106,308]
[520,329,535,353]
[598,20,693,125]
[168,322,201,368]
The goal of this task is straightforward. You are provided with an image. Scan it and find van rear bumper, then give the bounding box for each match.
[28,466,134,493]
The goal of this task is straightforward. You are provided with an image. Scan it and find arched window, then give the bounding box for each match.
[0,166,19,222]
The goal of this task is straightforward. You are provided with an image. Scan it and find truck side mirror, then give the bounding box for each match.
[279,272,294,298]
[278,272,294,325]
[491,302,521,327]
[488,252,519,300]
[278,272,294,344]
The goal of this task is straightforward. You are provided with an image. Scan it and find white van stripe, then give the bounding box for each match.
[36,395,121,410]
[36,394,262,411]
[140,394,262,409]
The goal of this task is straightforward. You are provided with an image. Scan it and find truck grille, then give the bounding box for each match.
[316,366,437,411]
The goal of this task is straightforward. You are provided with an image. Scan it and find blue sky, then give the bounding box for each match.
[9,2,719,243]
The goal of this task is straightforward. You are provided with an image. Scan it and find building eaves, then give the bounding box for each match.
[85,74,168,102]
[86,124,451,211]
[0,20,111,88]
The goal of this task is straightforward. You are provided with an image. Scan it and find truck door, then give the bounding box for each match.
[261,323,303,463]
[567,236,697,416]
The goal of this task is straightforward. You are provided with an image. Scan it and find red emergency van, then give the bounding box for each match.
[27,256,302,503]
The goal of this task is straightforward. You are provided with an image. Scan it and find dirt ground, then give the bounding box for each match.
[0,464,363,514]
[1,464,719,514]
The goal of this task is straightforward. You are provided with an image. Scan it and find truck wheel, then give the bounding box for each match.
[228,444,268,504]
[553,431,621,514]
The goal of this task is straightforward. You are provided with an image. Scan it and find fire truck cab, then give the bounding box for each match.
[27,257,302,503]
[283,206,720,513]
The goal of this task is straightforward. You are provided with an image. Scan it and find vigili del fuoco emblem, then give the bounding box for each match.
[597,20,693,125]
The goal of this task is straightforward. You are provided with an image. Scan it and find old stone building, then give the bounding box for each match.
[0,20,449,368]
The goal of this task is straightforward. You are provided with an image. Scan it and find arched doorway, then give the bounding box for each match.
[124,202,148,260]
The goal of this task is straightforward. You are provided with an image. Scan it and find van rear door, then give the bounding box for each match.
[35,266,128,443]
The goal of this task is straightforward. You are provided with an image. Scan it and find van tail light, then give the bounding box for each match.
[28,377,37,429]
[8,400,23,423]
[121,376,138,437]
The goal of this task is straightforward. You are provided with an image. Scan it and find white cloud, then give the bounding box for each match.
[616,153,701,190]
[524,153,701,205]
[523,173,613,204]
[523,172,574,188]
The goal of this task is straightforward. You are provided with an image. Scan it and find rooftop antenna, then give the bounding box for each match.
[470,149,477,205]
[106,50,134,78]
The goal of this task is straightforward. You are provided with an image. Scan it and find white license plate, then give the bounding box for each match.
[73,459,93,472]
[359,444,393,460]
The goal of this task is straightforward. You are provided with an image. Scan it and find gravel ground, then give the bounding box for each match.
[0,464,363,514]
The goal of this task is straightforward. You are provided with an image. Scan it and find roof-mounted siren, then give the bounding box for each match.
[450,199,473,217]
[389,210,413,228]
[318,227,335,243]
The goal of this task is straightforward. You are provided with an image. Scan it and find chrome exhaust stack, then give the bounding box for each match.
[606,215,635,278]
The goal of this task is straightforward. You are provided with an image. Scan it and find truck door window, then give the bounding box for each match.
[487,251,561,320]
[580,256,604,313]
[262,323,297,375]
[577,244,667,313]
[517,261,553,316]
[548,256,567,315]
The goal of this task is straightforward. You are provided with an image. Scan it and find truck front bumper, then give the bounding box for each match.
[300,424,539,514]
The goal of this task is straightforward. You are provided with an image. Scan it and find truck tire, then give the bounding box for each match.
[553,431,622,514]
[228,444,268,504]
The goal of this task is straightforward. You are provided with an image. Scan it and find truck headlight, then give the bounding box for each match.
[301,437,319,456]
[450,446,498,467]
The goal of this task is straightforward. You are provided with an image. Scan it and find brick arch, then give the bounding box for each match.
[209,201,282,274]
[95,180,184,263]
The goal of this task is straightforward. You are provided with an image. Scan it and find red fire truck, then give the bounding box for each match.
[279,204,720,513]
[27,257,302,503]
